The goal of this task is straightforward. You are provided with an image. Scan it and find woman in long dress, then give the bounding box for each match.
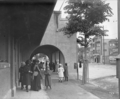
[32,60,42,91]
[58,64,64,82]
[44,61,52,89]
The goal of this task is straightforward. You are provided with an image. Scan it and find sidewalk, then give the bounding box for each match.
[8,73,100,99]
[8,63,116,99]
[46,74,100,99]
[9,84,50,99]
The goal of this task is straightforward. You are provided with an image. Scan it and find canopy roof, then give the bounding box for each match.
[0,0,56,47]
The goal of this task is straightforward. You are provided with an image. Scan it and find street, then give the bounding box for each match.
[77,63,118,99]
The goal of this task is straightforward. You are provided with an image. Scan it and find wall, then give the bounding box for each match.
[0,35,8,62]
[0,35,21,99]
[0,64,10,99]
[0,35,11,98]
[40,12,77,72]
[21,43,38,61]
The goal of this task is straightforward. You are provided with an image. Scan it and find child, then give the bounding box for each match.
[58,64,64,82]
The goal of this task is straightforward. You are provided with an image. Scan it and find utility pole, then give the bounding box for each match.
[76,39,79,80]
[103,31,105,64]
[102,26,108,64]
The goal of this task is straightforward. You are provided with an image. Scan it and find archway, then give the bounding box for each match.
[30,45,65,71]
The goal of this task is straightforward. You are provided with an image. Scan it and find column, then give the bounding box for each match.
[10,36,15,97]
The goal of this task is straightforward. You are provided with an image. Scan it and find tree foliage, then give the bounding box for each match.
[59,0,113,47]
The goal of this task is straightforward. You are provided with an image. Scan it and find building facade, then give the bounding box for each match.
[40,11,77,72]
[109,39,118,64]
[0,1,57,99]
[0,1,78,98]
[89,36,117,64]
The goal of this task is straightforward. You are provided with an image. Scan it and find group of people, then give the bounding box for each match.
[19,59,69,92]
[19,59,52,92]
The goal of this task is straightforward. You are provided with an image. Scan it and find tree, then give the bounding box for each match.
[59,0,113,84]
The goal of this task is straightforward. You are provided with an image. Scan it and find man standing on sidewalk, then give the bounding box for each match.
[64,63,68,81]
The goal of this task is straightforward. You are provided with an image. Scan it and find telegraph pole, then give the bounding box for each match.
[103,30,105,64]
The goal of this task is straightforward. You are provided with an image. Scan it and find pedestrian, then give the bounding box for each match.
[30,59,36,90]
[39,62,43,69]
[32,60,42,91]
[44,61,52,89]
[64,63,68,81]
[24,60,33,92]
[49,62,53,70]
[56,61,59,72]
[58,64,64,82]
[79,61,82,68]
[52,62,55,72]
[19,62,26,89]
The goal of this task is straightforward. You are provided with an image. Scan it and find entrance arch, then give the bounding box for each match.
[30,44,65,66]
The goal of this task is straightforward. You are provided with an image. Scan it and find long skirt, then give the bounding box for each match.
[31,75,41,91]
[45,75,51,87]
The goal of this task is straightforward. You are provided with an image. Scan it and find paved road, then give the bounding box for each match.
[77,63,116,80]
[76,63,118,99]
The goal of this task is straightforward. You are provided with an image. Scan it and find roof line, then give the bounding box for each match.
[59,0,66,11]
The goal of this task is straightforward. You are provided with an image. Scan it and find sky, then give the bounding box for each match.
[54,0,118,39]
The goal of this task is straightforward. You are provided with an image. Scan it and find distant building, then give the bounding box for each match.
[88,36,117,64]
[109,39,118,64]
[89,36,103,63]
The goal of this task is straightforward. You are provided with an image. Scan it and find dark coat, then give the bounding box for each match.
[24,64,32,86]
[64,65,68,77]
[19,66,25,84]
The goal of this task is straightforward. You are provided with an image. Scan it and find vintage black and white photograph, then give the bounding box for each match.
[0,0,118,99]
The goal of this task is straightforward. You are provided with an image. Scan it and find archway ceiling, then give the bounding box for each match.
[0,0,56,46]
[31,45,59,58]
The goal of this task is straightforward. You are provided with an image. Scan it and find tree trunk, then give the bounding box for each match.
[82,45,89,84]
